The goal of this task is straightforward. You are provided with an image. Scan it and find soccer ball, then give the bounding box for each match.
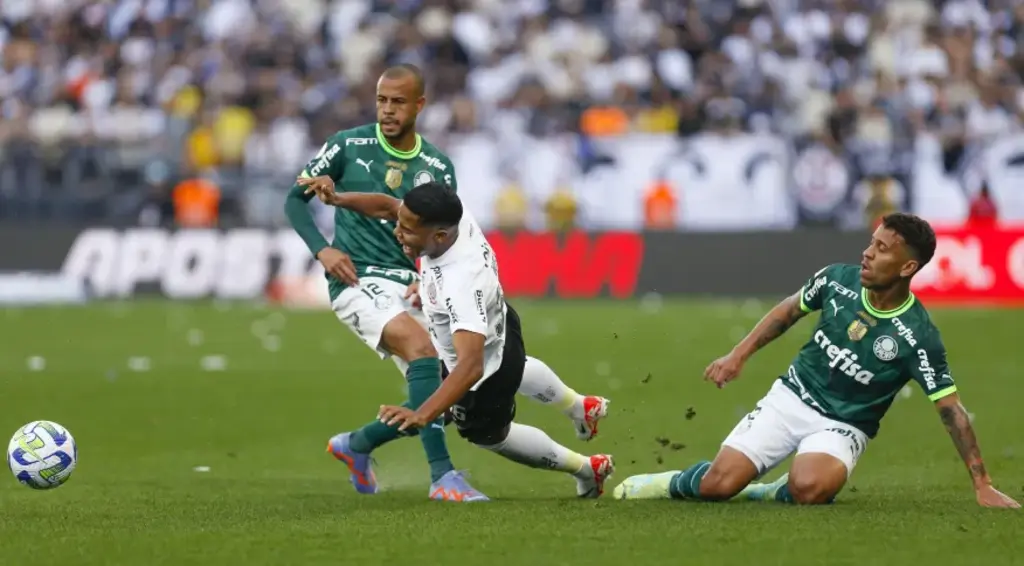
[7,421,77,490]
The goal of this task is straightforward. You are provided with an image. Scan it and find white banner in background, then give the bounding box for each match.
[0,273,88,305]
[912,133,1024,226]
[60,228,318,300]
[440,132,797,230]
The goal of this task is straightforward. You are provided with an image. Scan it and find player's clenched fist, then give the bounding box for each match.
[704,351,745,389]
[297,175,336,204]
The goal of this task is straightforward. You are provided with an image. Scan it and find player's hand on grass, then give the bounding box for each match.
[405,281,422,309]
[316,247,358,286]
[704,351,745,389]
[378,405,429,432]
[975,485,1021,508]
[297,175,336,204]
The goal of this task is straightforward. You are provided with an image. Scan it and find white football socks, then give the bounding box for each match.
[480,423,590,478]
[519,356,585,419]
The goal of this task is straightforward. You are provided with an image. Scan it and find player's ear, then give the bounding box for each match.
[900,259,919,278]
[416,96,425,113]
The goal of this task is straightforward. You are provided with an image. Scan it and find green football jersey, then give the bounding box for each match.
[285,123,458,300]
[782,263,956,438]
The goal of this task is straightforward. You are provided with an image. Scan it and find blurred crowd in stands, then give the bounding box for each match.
[0,0,1020,229]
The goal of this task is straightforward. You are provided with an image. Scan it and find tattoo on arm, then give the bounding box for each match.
[750,298,804,353]
[938,402,988,484]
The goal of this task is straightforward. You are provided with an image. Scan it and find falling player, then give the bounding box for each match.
[286,64,608,501]
[302,180,615,499]
[614,213,1020,508]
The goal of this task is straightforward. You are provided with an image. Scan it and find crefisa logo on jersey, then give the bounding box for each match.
[873,336,899,361]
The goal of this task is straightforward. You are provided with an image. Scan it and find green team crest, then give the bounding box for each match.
[847,320,869,341]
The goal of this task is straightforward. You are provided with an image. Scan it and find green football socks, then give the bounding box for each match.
[348,402,411,453]
[669,460,711,499]
[405,357,456,482]
[347,357,455,483]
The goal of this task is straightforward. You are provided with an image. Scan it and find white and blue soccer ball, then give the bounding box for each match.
[7,421,77,490]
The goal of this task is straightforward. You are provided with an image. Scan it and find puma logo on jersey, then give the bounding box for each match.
[830,299,843,315]
[356,158,373,172]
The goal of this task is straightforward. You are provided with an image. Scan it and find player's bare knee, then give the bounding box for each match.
[790,453,847,504]
[787,474,833,504]
[381,313,436,361]
[699,463,747,500]
[699,447,759,499]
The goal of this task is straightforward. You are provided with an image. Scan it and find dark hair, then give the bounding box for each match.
[404,182,462,228]
[882,213,936,270]
[381,64,425,97]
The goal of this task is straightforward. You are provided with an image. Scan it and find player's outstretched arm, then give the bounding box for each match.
[935,394,1020,508]
[733,292,808,361]
[380,331,486,431]
[414,331,485,423]
[332,193,401,221]
[295,175,401,221]
[705,292,807,388]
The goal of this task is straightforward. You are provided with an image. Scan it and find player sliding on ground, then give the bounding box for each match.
[285,64,607,502]
[614,213,1019,508]
[301,180,615,500]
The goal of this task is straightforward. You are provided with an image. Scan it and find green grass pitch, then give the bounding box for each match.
[0,299,1021,565]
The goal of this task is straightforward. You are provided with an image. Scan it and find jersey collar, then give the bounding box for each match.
[375,123,422,160]
[860,287,916,319]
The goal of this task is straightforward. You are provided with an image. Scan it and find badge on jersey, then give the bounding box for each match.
[384,161,406,190]
[385,168,403,190]
[413,170,434,187]
[873,336,899,361]
[426,280,437,305]
[847,320,869,341]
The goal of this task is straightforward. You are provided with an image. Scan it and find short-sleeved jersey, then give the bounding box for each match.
[296,123,458,300]
[419,211,508,391]
[782,263,956,438]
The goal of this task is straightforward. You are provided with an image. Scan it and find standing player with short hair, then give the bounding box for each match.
[303,181,616,499]
[614,213,1020,508]
[286,65,608,501]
